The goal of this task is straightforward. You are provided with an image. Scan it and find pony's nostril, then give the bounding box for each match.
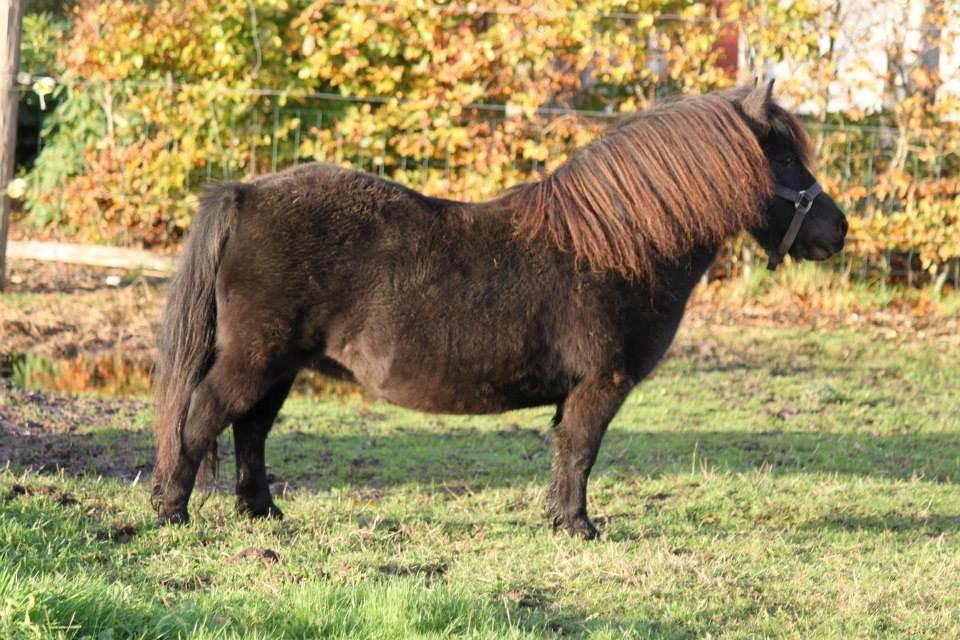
[838,217,849,236]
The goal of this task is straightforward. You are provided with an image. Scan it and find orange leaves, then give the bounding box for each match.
[33,136,194,247]
[61,0,300,86]
[841,173,960,272]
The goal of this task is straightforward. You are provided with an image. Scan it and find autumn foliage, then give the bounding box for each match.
[20,0,960,282]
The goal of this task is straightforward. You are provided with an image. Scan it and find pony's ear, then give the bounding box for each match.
[741,79,774,131]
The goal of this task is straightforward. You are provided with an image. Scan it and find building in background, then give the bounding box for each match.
[731,0,959,120]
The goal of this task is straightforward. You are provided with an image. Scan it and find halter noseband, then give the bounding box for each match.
[766,181,823,271]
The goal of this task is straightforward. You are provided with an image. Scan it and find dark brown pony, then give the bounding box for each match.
[152,82,847,539]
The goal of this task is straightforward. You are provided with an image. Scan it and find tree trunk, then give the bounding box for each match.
[0,0,24,292]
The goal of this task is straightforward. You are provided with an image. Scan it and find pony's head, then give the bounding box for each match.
[733,81,848,270]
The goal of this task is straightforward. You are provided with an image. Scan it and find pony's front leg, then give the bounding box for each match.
[547,372,633,540]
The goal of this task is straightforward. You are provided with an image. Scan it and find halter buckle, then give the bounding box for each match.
[795,190,815,214]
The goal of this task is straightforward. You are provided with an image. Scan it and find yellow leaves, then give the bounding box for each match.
[522,140,549,162]
[348,11,375,40]
[635,14,654,30]
[299,137,316,160]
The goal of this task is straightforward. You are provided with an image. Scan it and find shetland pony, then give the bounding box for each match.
[152,82,847,538]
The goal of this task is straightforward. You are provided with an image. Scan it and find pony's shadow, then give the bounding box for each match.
[5,417,958,535]
[256,425,959,491]
[255,424,960,536]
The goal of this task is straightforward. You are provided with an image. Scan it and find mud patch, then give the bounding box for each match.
[229,548,281,564]
[3,258,167,295]
[1,259,164,361]
[0,383,153,481]
[96,522,140,544]
[3,482,77,506]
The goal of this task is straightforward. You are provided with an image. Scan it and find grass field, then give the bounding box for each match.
[1,324,959,639]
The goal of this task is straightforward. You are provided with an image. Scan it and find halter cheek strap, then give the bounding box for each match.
[766,181,823,271]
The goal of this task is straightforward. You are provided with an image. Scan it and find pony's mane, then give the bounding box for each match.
[509,89,808,281]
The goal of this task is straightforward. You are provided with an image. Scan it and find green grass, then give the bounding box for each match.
[2,325,959,638]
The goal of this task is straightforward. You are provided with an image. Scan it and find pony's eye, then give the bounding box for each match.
[780,155,795,167]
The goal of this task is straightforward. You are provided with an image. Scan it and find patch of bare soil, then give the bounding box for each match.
[4,257,163,295]
[229,548,281,564]
[2,259,165,360]
[0,382,153,480]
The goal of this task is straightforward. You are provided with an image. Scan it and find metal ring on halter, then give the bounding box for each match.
[766,182,823,271]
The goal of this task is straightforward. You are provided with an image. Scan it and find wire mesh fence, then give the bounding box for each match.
[13,77,960,308]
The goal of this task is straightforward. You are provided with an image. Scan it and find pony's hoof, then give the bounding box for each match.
[158,508,189,526]
[566,516,599,540]
[237,498,284,520]
[551,513,599,540]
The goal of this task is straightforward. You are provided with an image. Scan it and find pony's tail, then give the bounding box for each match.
[151,183,244,511]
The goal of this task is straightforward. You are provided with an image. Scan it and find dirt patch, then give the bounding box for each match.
[686,288,960,343]
[229,548,281,564]
[3,482,77,506]
[96,522,140,544]
[0,382,153,481]
[4,258,167,295]
[2,259,164,361]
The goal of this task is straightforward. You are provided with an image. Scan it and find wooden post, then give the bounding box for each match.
[0,0,24,292]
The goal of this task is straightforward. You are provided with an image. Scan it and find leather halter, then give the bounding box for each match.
[766,182,823,271]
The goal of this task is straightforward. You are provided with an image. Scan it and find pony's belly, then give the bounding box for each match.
[377,384,516,415]
[345,357,525,414]
[325,339,545,415]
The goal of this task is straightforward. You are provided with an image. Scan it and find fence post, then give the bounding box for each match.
[0,0,24,293]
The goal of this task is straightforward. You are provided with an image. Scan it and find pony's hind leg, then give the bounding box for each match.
[155,351,274,525]
[233,376,295,519]
[547,373,633,540]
